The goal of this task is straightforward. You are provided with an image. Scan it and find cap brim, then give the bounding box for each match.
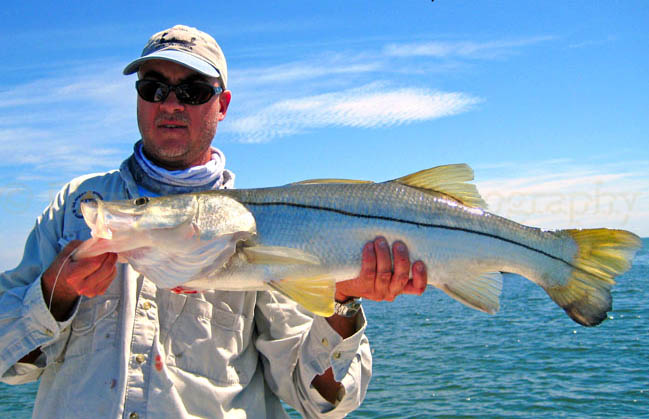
[123,50,221,79]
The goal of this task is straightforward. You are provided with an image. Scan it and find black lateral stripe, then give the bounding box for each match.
[242,200,580,270]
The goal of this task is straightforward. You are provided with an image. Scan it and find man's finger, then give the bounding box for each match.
[65,253,113,284]
[388,241,411,299]
[68,252,118,295]
[403,261,427,294]
[78,253,118,296]
[358,241,377,282]
[80,263,118,297]
[374,237,392,299]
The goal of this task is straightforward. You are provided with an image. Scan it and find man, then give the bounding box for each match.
[0,25,427,418]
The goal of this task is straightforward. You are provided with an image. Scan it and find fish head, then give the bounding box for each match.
[77,192,258,289]
[80,194,198,240]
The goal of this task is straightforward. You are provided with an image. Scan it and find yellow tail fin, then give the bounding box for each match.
[546,228,641,326]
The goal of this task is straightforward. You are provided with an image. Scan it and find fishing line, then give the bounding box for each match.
[268,288,290,327]
[47,248,79,312]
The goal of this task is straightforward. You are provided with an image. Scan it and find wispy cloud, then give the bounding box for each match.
[0,34,554,175]
[384,36,555,59]
[475,159,649,235]
[226,83,481,143]
[0,64,136,176]
[233,60,382,85]
[0,34,549,163]
[567,36,617,49]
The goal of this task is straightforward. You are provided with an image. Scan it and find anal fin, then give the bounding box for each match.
[440,272,503,314]
[269,275,335,317]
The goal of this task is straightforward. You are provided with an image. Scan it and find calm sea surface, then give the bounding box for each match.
[2,239,647,418]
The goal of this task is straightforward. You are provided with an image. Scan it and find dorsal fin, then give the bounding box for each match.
[394,163,487,209]
[291,178,374,185]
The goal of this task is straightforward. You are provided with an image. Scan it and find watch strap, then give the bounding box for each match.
[333,298,362,317]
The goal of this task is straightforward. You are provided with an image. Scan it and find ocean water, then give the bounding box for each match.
[2,239,647,418]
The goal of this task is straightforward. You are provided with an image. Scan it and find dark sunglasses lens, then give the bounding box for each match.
[176,83,216,105]
[136,80,169,103]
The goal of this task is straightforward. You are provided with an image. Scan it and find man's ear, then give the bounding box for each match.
[217,90,232,121]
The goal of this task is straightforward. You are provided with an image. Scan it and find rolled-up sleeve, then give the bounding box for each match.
[0,278,77,384]
[0,185,79,385]
[254,291,372,418]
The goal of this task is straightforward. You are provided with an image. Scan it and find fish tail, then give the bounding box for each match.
[545,228,641,326]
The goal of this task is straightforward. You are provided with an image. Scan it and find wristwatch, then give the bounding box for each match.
[334,298,362,318]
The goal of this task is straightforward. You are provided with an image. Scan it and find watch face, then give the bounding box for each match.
[335,299,361,317]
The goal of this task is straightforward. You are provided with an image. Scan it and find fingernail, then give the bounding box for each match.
[365,242,374,253]
[415,262,424,272]
[378,239,388,248]
[395,242,405,253]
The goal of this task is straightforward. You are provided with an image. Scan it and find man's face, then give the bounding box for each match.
[136,60,231,170]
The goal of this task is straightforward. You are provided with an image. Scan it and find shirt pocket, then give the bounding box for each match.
[66,295,120,359]
[167,297,252,385]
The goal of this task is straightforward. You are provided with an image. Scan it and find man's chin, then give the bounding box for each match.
[143,144,191,169]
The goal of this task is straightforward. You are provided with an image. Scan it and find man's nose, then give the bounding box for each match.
[159,91,185,112]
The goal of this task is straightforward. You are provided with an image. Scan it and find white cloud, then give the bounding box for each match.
[0,35,544,164]
[384,36,555,59]
[233,60,382,85]
[0,64,137,175]
[226,83,481,142]
[474,160,649,236]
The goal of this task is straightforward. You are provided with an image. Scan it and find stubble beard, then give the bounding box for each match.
[139,115,219,170]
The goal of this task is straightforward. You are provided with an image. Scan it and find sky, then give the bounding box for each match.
[0,1,647,271]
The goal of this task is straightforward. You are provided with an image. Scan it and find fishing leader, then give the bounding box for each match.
[0,25,427,418]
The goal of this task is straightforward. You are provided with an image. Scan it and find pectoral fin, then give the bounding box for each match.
[269,275,335,317]
[440,272,503,314]
[242,246,321,265]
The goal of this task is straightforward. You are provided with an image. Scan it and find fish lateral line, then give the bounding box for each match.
[240,200,582,273]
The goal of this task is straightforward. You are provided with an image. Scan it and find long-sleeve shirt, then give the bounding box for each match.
[0,156,372,418]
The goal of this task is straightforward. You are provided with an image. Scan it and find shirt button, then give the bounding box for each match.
[135,354,146,364]
[333,351,342,359]
[129,413,139,419]
[142,301,152,310]
[321,338,329,347]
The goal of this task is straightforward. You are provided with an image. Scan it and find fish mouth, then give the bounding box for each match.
[80,199,139,239]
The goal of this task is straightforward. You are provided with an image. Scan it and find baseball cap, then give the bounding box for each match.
[123,25,228,88]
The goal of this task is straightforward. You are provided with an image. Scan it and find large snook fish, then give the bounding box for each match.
[75,164,641,326]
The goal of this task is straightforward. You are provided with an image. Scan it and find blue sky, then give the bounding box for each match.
[0,1,647,270]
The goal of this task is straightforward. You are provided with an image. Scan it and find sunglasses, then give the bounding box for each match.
[135,79,223,105]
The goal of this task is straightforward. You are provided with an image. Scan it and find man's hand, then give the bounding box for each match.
[41,240,118,320]
[313,237,427,404]
[335,237,427,303]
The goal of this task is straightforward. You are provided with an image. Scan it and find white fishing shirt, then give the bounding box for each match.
[0,158,371,418]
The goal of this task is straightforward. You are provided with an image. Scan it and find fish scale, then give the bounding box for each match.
[226,182,573,280]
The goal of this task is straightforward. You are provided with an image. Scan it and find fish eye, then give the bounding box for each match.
[134,197,149,206]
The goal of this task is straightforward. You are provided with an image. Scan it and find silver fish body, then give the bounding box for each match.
[76,164,641,325]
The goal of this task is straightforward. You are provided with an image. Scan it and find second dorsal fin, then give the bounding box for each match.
[394,163,487,209]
